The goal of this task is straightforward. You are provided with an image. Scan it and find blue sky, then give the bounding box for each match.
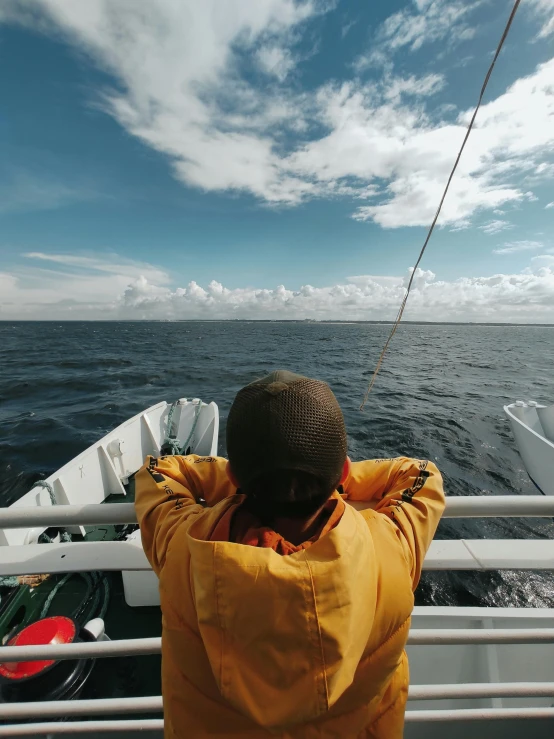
[1,0,553,321]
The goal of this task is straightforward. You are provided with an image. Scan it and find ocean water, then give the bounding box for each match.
[1,320,553,608]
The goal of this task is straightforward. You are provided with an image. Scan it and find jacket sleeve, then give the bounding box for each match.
[134,454,236,575]
[343,458,445,589]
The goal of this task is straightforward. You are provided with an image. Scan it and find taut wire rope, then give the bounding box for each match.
[360,0,522,410]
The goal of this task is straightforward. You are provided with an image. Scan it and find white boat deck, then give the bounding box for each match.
[0,398,552,736]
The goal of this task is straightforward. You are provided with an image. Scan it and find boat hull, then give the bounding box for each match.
[0,398,219,547]
[504,403,554,496]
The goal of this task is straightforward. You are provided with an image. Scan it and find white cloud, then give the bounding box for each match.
[22,252,171,283]
[353,0,478,71]
[546,201,554,208]
[0,253,170,315]
[480,220,514,235]
[383,73,445,102]
[256,45,295,82]
[531,254,554,269]
[2,253,554,323]
[2,1,554,230]
[374,0,475,53]
[527,0,554,39]
[2,0,320,206]
[341,19,356,39]
[493,240,544,255]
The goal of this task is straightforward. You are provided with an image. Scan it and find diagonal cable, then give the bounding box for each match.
[361,0,522,410]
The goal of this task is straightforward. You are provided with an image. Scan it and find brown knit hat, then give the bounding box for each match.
[226,370,347,494]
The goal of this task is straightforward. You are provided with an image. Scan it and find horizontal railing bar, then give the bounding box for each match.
[0,503,136,529]
[1,708,554,734]
[442,496,554,518]
[0,695,163,720]
[3,627,554,662]
[408,628,554,645]
[0,707,554,737]
[405,707,554,722]
[0,637,161,661]
[0,719,164,736]
[353,495,554,518]
[3,682,553,720]
[409,682,554,700]
[2,495,554,531]
[1,538,553,577]
[0,540,150,576]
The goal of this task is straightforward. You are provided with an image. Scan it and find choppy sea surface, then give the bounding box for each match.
[1,320,553,608]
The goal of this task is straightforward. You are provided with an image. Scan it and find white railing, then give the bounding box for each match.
[0,696,164,720]
[3,627,554,664]
[0,498,553,733]
[2,495,554,530]
[2,497,553,578]
[1,704,554,734]
[405,707,554,722]
[0,684,554,724]
[1,682,553,720]
[409,682,554,699]
[0,719,165,736]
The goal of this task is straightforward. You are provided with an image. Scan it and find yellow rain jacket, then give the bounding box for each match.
[135,454,445,738]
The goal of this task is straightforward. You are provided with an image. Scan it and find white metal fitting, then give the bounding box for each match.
[107,439,124,457]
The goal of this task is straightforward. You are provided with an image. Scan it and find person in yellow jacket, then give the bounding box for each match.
[135,370,445,738]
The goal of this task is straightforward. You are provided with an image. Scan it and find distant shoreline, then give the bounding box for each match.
[2,320,553,327]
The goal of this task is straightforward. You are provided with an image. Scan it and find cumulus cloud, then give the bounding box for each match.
[1,1,554,230]
[90,264,554,323]
[1,253,554,323]
[493,240,544,255]
[546,201,554,209]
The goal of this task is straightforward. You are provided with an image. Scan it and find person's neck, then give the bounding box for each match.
[270,506,328,547]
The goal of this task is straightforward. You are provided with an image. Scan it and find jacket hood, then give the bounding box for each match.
[186,501,378,731]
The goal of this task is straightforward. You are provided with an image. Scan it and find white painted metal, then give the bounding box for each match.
[0,540,150,576]
[408,608,554,723]
[121,529,159,606]
[0,696,163,720]
[438,495,554,517]
[3,622,554,662]
[412,606,554,620]
[1,711,552,736]
[4,685,554,722]
[408,683,554,700]
[3,494,554,530]
[504,402,554,495]
[408,629,554,644]
[537,405,554,442]
[0,720,165,736]
[1,684,552,723]
[0,398,218,547]
[405,707,554,721]
[0,502,137,528]
[0,538,552,580]
[0,637,160,661]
